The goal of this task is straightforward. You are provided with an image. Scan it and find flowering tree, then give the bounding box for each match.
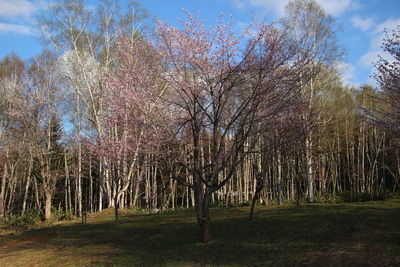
[375,25,400,138]
[156,11,305,243]
[89,36,171,223]
[39,0,149,214]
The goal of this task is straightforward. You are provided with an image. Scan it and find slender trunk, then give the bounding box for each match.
[249,193,258,220]
[171,179,176,209]
[77,102,82,217]
[106,169,112,208]
[306,134,314,203]
[249,178,263,220]
[89,153,93,213]
[145,161,150,210]
[277,149,283,205]
[361,123,365,193]
[99,159,103,211]
[152,164,157,211]
[64,172,69,212]
[0,153,8,216]
[114,195,119,224]
[22,151,34,215]
[82,179,87,224]
[74,171,78,214]
[33,175,40,209]
[133,170,141,207]
[64,151,70,212]
[6,167,16,215]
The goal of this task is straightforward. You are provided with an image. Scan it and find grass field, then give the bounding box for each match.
[0,200,399,266]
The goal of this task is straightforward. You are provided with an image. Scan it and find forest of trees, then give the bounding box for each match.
[0,0,399,243]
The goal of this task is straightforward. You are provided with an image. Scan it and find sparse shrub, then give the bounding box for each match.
[316,194,345,204]
[59,210,74,220]
[210,201,252,208]
[0,209,42,228]
[50,207,74,223]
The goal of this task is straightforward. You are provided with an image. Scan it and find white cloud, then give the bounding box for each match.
[0,0,37,19]
[375,18,400,34]
[317,0,353,17]
[358,50,380,67]
[351,16,375,31]
[232,0,355,17]
[358,18,400,67]
[0,22,36,35]
[335,61,359,87]
[370,18,400,50]
[355,17,400,88]
[0,0,48,35]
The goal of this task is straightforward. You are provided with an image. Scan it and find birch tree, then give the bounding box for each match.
[38,0,148,212]
[282,0,342,202]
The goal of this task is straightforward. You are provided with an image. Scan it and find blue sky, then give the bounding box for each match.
[1,0,399,87]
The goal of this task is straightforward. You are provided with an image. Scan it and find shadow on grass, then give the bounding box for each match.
[0,201,399,266]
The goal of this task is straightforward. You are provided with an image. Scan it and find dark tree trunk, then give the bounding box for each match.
[249,192,259,221]
[114,195,119,224]
[201,215,211,243]
[194,186,212,243]
[249,180,263,220]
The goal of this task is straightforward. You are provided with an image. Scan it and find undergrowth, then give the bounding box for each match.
[0,208,74,228]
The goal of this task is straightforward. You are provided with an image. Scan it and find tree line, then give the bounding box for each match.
[0,0,399,243]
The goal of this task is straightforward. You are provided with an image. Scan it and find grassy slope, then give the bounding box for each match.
[0,200,399,266]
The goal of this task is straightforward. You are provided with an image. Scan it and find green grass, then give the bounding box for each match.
[0,200,399,266]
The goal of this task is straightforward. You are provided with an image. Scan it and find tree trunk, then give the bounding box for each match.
[64,151,70,212]
[306,134,314,203]
[114,195,119,224]
[200,193,212,244]
[249,184,263,220]
[89,153,93,213]
[0,155,8,216]
[6,168,16,214]
[44,192,52,221]
[277,149,283,205]
[76,93,83,217]
[22,151,34,215]
[201,214,211,243]
[194,185,212,243]
[33,175,40,209]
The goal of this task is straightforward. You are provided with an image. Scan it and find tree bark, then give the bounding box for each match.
[22,151,33,215]
[114,195,119,224]
[44,191,52,221]
[277,149,283,205]
[249,183,263,220]
[194,185,212,243]
[76,93,82,217]
[306,134,314,203]
[0,153,8,216]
